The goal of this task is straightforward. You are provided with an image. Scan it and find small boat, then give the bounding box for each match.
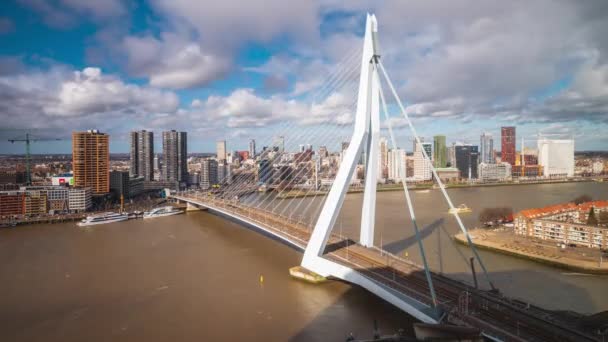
[449,204,472,214]
[77,212,129,227]
[143,206,183,219]
[417,189,431,193]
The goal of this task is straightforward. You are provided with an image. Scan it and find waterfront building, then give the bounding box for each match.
[68,187,92,212]
[478,162,512,182]
[537,138,574,177]
[501,126,516,165]
[480,133,494,164]
[22,186,69,213]
[258,159,273,184]
[24,192,47,216]
[378,137,389,180]
[162,130,188,183]
[511,165,544,178]
[72,130,109,194]
[433,135,447,168]
[0,191,25,216]
[188,172,200,187]
[216,140,227,162]
[514,200,608,249]
[388,148,406,181]
[434,167,460,182]
[201,159,218,190]
[249,139,256,159]
[455,145,479,179]
[414,142,432,181]
[130,130,154,181]
[110,171,144,198]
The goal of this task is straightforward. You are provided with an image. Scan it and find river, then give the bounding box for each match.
[1,182,607,341]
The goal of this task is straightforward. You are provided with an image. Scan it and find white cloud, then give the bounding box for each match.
[122,33,231,89]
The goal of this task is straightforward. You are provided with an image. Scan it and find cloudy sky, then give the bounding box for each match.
[0,0,607,153]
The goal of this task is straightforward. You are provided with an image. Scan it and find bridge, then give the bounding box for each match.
[171,14,599,342]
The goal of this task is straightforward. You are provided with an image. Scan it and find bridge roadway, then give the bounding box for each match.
[172,193,598,342]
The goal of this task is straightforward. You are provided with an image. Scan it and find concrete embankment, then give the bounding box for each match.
[454,230,608,274]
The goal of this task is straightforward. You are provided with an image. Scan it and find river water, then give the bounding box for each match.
[1,182,607,341]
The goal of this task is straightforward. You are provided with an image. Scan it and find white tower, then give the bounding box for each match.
[303,14,381,269]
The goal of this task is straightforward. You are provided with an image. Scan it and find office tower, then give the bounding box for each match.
[217,161,227,184]
[501,126,516,165]
[216,140,227,161]
[455,145,479,179]
[129,130,154,181]
[433,135,447,168]
[258,159,273,183]
[388,148,406,181]
[414,142,432,180]
[537,138,574,177]
[378,137,388,179]
[162,130,187,182]
[318,146,329,159]
[249,139,256,159]
[274,136,285,153]
[200,159,218,190]
[480,133,494,164]
[72,130,109,194]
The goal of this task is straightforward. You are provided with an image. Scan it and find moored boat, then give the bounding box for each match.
[77,212,129,227]
[143,206,183,219]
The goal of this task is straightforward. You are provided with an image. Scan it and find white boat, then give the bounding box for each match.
[449,204,472,214]
[143,206,183,219]
[77,212,129,227]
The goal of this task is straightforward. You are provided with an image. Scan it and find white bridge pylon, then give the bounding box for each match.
[302,14,494,318]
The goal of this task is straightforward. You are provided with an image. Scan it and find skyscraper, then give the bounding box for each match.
[433,135,447,168]
[455,145,479,179]
[249,139,256,159]
[72,130,109,194]
[480,133,494,164]
[501,127,516,165]
[130,130,154,181]
[216,140,226,161]
[274,136,285,153]
[378,137,388,179]
[537,138,574,177]
[200,159,218,190]
[388,148,406,181]
[414,142,432,180]
[162,130,187,183]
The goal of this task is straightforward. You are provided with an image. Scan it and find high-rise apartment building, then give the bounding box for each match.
[130,130,154,181]
[72,130,109,194]
[216,140,227,161]
[414,142,432,180]
[162,130,188,183]
[537,138,574,177]
[378,137,389,179]
[200,159,218,190]
[480,133,494,164]
[388,148,406,181]
[433,135,447,168]
[249,139,256,159]
[455,145,479,180]
[501,127,516,165]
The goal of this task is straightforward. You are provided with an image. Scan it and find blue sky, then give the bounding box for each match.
[0,0,607,154]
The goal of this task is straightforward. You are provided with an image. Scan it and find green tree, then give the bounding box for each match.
[587,207,598,226]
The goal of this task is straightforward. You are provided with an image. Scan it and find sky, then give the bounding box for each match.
[0,0,607,154]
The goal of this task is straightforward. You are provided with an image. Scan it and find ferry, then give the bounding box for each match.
[77,212,129,227]
[143,206,183,219]
[449,204,472,214]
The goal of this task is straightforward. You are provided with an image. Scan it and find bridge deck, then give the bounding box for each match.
[173,194,599,342]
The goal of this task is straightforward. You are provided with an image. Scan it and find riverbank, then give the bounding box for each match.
[454,229,608,274]
[276,177,599,199]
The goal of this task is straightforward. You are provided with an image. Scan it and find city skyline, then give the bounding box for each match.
[1,1,607,153]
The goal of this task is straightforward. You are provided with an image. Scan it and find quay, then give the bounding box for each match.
[454,229,608,274]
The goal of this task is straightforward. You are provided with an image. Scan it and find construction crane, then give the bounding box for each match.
[8,132,62,185]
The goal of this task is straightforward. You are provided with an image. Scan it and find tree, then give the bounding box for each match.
[573,194,592,205]
[479,207,513,226]
[587,207,599,226]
